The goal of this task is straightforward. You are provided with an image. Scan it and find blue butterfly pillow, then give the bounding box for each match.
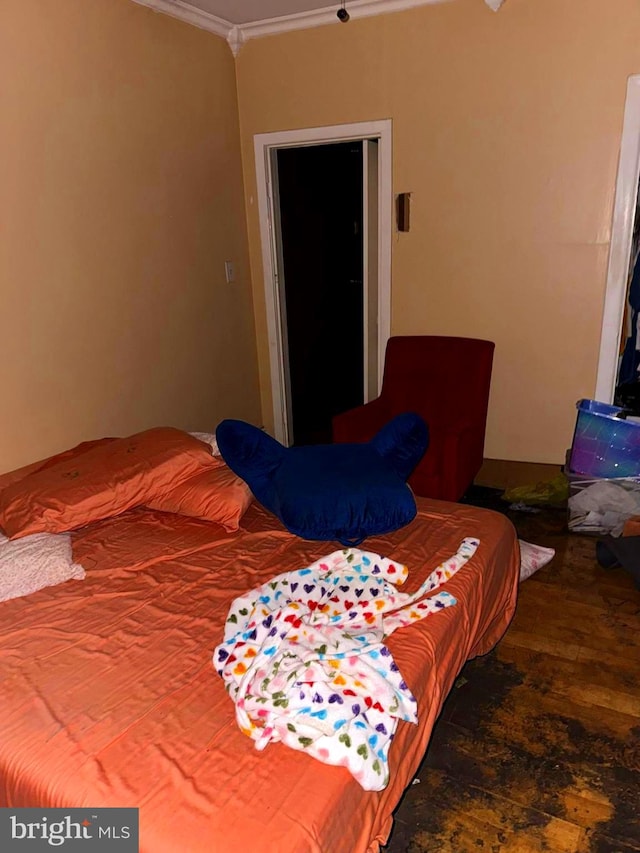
[215,413,428,546]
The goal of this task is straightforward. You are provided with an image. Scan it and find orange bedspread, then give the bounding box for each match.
[0,499,519,853]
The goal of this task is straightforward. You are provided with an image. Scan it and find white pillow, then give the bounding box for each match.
[189,431,220,457]
[0,532,85,602]
[519,539,555,582]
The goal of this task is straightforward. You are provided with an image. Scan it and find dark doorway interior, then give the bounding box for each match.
[276,142,364,445]
[615,182,640,413]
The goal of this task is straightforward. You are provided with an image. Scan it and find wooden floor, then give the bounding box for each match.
[385,499,640,853]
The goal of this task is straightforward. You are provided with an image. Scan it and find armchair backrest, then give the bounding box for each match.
[380,336,495,428]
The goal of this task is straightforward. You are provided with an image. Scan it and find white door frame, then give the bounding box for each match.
[254,119,393,445]
[596,75,640,402]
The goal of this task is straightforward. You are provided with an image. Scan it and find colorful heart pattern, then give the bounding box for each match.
[213,538,479,791]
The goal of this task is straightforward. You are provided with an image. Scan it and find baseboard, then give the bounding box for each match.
[475,458,564,491]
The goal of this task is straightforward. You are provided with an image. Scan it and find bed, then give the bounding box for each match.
[0,435,519,853]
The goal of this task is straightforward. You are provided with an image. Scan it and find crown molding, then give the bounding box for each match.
[130,0,502,57]
[238,0,451,43]
[227,26,245,57]
[129,0,233,40]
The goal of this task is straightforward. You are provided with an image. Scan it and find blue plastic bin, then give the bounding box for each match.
[569,399,640,478]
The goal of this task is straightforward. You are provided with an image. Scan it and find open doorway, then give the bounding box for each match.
[596,75,640,404]
[613,188,640,411]
[275,141,366,445]
[254,120,392,446]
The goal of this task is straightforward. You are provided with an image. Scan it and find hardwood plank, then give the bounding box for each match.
[582,833,640,853]
[500,627,640,681]
[496,644,640,708]
[389,767,586,853]
[509,610,640,661]
[421,722,616,830]
[500,628,583,661]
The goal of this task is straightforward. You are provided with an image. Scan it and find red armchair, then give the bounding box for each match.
[332,336,495,502]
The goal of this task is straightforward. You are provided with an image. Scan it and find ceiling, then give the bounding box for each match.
[187,0,341,26]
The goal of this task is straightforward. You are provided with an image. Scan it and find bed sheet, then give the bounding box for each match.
[0,498,519,852]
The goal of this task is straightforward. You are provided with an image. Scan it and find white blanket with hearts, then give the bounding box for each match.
[214,538,479,790]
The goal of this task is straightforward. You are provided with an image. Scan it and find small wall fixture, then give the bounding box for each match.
[336,2,350,22]
[396,193,411,232]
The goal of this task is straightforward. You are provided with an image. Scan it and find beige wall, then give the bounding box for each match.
[236,0,640,464]
[0,0,260,473]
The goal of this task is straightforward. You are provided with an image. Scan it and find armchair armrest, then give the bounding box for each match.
[332,397,389,444]
[440,420,485,501]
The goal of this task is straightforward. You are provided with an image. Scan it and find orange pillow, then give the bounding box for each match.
[0,438,116,493]
[0,428,216,539]
[145,462,253,532]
